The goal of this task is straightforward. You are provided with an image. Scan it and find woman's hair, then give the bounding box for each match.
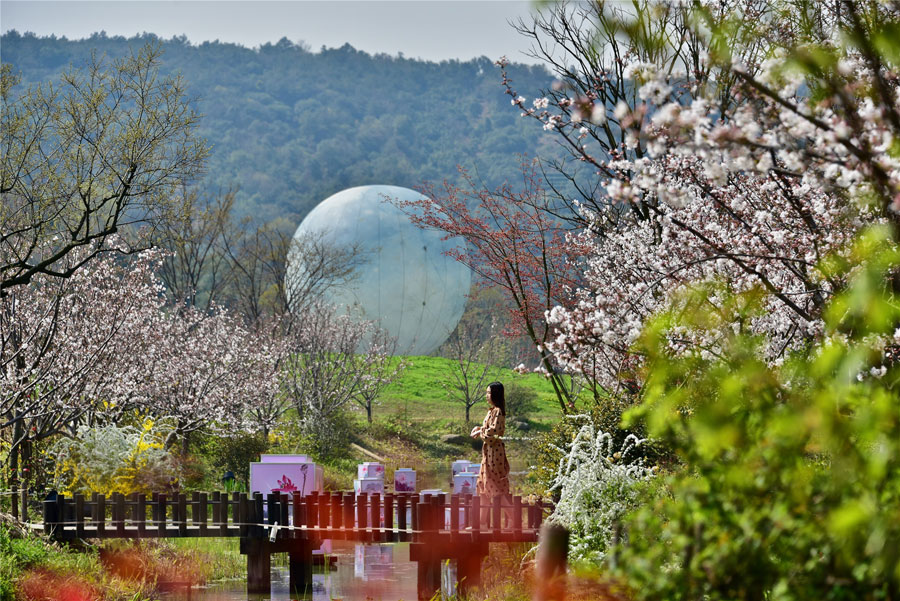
[488,381,506,416]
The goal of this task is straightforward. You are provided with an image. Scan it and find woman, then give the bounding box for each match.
[470,381,510,522]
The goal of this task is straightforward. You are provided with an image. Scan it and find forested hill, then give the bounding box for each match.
[2,31,558,223]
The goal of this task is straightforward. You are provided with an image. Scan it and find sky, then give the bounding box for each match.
[0,0,547,64]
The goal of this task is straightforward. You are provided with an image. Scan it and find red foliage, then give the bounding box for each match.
[399,161,582,413]
[16,570,98,601]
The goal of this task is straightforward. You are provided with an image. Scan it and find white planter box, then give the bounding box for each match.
[357,462,385,479]
[354,478,384,495]
[453,473,478,495]
[451,460,472,479]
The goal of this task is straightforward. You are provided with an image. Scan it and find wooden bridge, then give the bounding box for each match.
[42,490,545,599]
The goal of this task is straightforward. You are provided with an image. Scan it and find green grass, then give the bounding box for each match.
[0,524,157,601]
[170,537,244,581]
[308,355,568,495]
[376,355,563,425]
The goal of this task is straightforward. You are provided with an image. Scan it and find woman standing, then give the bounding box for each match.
[470,381,510,521]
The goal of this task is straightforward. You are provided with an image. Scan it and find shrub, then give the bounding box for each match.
[197,430,269,490]
[51,419,178,496]
[531,396,663,499]
[547,416,655,563]
[504,382,539,420]
[616,229,900,600]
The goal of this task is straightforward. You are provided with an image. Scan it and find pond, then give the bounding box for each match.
[163,541,456,601]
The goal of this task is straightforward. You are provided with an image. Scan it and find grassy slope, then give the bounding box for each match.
[328,355,562,495]
[375,355,562,424]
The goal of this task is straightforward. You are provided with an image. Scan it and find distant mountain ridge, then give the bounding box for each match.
[2,30,558,225]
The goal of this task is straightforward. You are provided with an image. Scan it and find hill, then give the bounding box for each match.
[1,31,559,224]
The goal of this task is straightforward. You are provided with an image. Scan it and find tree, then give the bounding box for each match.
[137,303,274,454]
[1,246,166,494]
[401,162,583,414]
[282,229,367,316]
[280,303,397,451]
[239,317,291,437]
[1,44,208,294]
[151,179,366,323]
[352,330,405,424]
[442,300,503,423]
[503,0,897,396]
[154,186,236,310]
[220,217,366,324]
[500,0,769,228]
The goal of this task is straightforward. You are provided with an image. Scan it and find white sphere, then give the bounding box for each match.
[287,185,471,355]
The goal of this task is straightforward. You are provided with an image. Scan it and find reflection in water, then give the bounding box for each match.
[163,541,421,601]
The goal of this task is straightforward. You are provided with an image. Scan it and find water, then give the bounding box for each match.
[163,541,428,601]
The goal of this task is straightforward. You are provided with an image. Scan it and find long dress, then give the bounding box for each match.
[476,406,510,502]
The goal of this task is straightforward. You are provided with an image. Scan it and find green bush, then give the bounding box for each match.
[504,382,539,420]
[616,228,900,601]
[197,430,269,490]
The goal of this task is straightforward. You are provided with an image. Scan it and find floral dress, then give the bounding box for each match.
[476,406,510,501]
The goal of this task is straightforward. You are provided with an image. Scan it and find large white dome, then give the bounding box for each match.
[287,185,471,356]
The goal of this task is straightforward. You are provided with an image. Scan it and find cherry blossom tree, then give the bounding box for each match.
[499,0,899,397]
[135,304,255,453]
[1,240,292,493]
[1,246,166,493]
[351,328,404,425]
[238,317,291,437]
[500,0,771,228]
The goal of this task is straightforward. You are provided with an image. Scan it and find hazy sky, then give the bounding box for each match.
[1,1,546,64]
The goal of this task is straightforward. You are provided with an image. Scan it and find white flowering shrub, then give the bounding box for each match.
[52,419,179,496]
[548,416,654,563]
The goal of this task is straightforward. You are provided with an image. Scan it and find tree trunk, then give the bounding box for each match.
[180,430,191,457]
[10,419,22,519]
[366,403,373,424]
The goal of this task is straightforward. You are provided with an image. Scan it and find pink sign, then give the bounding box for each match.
[250,462,319,496]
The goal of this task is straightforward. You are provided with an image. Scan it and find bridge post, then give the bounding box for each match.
[245,493,271,594]
[42,492,58,538]
[456,542,489,597]
[245,538,271,594]
[288,540,314,597]
[412,499,442,600]
[533,523,569,601]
